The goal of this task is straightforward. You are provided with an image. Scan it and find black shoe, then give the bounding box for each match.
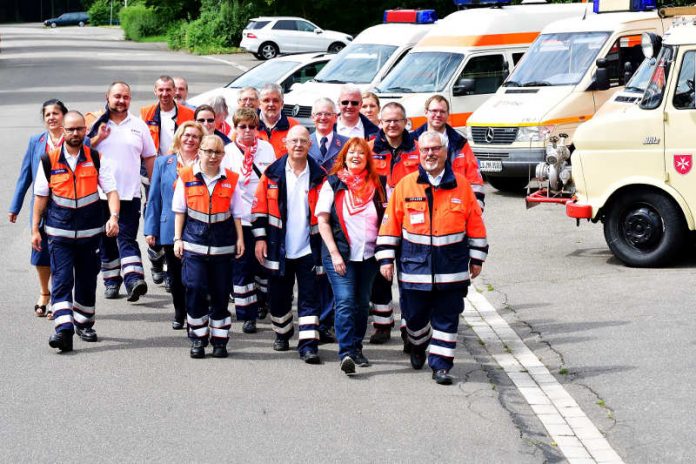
[151,267,165,285]
[257,302,268,320]
[410,347,426,370]
[340,356,356,375]
[273,338,289,352]
[164,277,172,294]
[432,369,453,385]
[212,345,228,358]
[301,350,321,364]
[75,326,98,342]
[104,284,120,299]
[48,331,73,352]
[242,319,257,334]
[190,339,205,358]
[401,329,412,353]
[171,320,185,330]
[354,351,370,367]
[126,279,148,302]
[318,327,336,344]
[369,328,391,344]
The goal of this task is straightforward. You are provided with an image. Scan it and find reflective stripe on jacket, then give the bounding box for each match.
[180,166,239,256]
[376,164,488,292]
[140,103,195,154]
[44,145,103,240]
[251,154,325,275]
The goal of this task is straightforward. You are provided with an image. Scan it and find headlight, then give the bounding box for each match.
[516,125,555,143]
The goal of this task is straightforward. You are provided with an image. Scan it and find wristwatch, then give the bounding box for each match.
[111,212,119,218]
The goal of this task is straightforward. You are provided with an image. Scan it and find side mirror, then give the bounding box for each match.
[623,61,634,85]
[594,58,610,91]
[453,78,475,96]
[314,28,323,34]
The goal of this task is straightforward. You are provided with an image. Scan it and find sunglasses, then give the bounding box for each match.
[196,118,215,123]
[340,100,360,107]
[236,124,257,130]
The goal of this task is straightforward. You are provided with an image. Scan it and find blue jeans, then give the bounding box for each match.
[323,255,378,360]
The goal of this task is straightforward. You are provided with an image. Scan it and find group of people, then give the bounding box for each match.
[9,75,488,385]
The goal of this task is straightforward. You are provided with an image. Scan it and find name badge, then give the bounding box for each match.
[410,212,425,224]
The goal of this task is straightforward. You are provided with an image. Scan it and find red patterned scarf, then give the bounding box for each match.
[337,168,375,215]
[236,136,258,185]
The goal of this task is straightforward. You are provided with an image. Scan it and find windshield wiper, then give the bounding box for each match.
[314,78,346,84]
[382,86,414,93]
[502,80,521,87]
[623,86,644,92]
[522,81,552,87]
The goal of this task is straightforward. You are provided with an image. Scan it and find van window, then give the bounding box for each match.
[273,20,297,31]
[512,52,525,66]
[246,20,270,30]
[673,51,696,110]
[641,46,674,110]
[456,54,508,95]
[376,51,463,93]
[314,44,398,84]
[284,61,328,91]
[603,36,645,87]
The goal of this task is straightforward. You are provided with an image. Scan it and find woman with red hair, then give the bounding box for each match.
[315,137,386,375]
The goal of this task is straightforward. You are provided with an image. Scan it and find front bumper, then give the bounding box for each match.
[473,146,545,178]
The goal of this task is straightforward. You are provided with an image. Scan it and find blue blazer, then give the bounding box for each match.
[308,131,349,172]
[10,131,49,224]
[144,154,180,245]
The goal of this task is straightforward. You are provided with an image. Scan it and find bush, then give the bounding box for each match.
[88,0,121,26]
[119,5,164,41]
[166,21,188,50]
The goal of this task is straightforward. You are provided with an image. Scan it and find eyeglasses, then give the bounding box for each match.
[420,146,443,153]
[196,118,215,123]
[239,97,257,102]
[287,138,310,146]
[236,124,257,130]
[64,126,86,133]
[381,119,405,125]
[313,112,335,118]
[427,109,448,115]
[340,100,360,107]
[200,148,224,157]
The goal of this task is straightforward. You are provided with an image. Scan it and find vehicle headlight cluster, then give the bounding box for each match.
[515,125,555,142]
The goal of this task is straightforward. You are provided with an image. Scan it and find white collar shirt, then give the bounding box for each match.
[284,160,311,259]
[336,117,364,139]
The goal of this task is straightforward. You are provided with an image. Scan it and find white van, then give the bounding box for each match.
[374,2,587,131]
[282,11,436,126]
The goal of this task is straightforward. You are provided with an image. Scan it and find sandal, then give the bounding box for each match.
[35,292,50,318]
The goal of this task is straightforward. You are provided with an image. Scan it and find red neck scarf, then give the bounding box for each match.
[337,168,375,215]
[236,136,258,185]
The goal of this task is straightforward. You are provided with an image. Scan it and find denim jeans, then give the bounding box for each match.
[323,255,378,360]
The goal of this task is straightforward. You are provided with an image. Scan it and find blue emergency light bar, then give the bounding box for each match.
[592,0,656,13]
[383,9,438,24]
[453,0,512,7]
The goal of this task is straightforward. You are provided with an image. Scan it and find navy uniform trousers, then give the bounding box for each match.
[100,199,145,290]
[269,253,320,355]
[232,225,265,322]
[401,288,466,371]
[50,236,101,334]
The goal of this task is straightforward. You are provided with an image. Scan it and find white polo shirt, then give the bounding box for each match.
[221,139,276,225]
[336,117,365,139]
[284,160,311,259]
[315,181,378,261]
[159,107,176,155]
[34,145,117,196]
[171,162,244,218]
[96,113,156,200]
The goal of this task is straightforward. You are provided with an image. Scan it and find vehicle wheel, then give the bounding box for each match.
[50,22,57,28]
[328,42,345,53]
[603,190,687,267]
[486,176,528,193]
[258,42,279,60]
[78,21,85,27]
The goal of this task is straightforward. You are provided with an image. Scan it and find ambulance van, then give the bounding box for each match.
[551,12,696,268]
[465,0,669,192]
[281,10,437,126]
[374,0,587,132]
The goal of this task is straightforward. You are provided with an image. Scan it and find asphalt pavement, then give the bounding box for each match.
[1,23,695,463]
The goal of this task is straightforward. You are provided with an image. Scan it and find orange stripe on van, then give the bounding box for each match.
[417,31,540,48]
[409,112,472,130]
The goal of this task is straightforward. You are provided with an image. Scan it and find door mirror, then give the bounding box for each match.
[314,28,323,34]
[623,61,634,85]
[453,78,475,96]
[594,58,610,91]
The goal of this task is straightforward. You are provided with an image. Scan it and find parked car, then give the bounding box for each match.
[240,16,352,60]
[44,12,89,28]
[187,52,334,119]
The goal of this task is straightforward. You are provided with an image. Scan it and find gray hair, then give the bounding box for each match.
[338,84,362,101]
[418,130,449,150]
[312,97,336,114]
[259,83,283,99]
[238,86,259,100]
[381,101,407,120]
[209,95,228,117]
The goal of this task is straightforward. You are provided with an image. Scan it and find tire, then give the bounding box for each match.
[486,176,528,193]
[258,42,279,60]
[603,190,687,267]
[78,21,85,27]
[50,22,57,28]
[328,42,345,53]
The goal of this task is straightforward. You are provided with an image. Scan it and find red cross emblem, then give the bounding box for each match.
[674,154,692,175]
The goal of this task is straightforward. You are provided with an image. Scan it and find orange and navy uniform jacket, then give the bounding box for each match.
[140,103,195,154]
[375,164,488,292]
[179,166,240,256]
[411,123,485,209]
[370,129,420,190]
[321,175,387,262]
[251,154,326,275]
[43,145,103,242]
[257,113,300,159]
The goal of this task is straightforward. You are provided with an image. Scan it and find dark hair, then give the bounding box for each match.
[194,104,216,119]
[42,99,68,117]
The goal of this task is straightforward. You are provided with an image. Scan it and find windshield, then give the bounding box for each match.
[375,52,464,93]
[227,60,300,88]
[506,32,610,86]
[314,44,397,84]
[640,45,674,110]
[624,57,656,92]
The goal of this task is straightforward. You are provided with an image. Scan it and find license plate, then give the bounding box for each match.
[480,160,502,172]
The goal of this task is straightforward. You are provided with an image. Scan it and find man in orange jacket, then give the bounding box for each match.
[376,130,489,385]
[257,83,299,158]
